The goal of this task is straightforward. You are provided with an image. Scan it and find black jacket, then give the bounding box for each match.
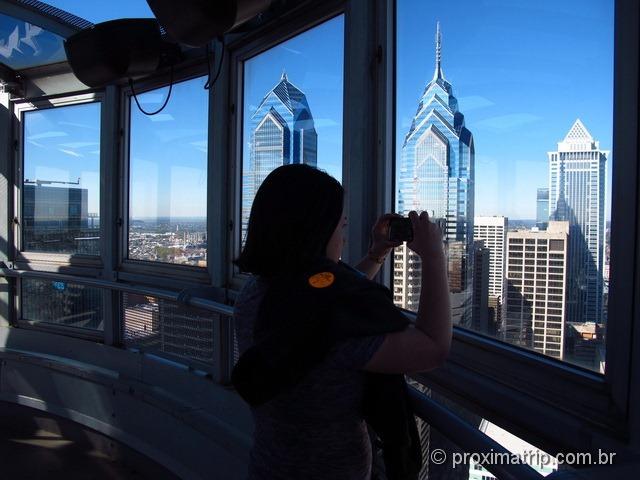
[231,257,423,480]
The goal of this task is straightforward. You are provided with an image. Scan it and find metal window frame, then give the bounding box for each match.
[208,37,232,294]
[0,90,14,328]
[12,92,104,269]
[118,63,212,286]
[10,90,107,341]
[389,0,640,458]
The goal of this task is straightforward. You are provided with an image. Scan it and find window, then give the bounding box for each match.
[127,77,208,266]
[21,102,101,255]
[395,0,613,373]
[239,15,344,248]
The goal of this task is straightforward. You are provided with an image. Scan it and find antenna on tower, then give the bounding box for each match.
[436,21,441,71]
[431,21,446,82]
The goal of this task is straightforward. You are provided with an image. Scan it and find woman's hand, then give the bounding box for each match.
[407,210,444,260]
[369,213,404,257]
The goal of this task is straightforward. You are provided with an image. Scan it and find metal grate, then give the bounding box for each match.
[232,323,240,366]
[21,278,105,331]
[16,0,94,31]
[122,292,217,365]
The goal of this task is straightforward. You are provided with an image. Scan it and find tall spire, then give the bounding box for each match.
[436,21,441,71]
[432,21,445,82]
[281,69,288,82]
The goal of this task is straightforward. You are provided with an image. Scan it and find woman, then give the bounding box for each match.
[232,164,451,480]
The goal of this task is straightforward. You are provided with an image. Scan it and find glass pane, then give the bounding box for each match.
[241,16,344,245]
[0,13,66,69]
[21,278,104,331]
[128,77,208,266]
[395,1,612,373]
[22,102,101,255]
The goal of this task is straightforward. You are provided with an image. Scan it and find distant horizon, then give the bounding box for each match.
[127,216,616,224]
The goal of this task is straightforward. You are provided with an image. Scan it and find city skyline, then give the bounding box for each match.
[35,1,614,221]
[397,0,613,220]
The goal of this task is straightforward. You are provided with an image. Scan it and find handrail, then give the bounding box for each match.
[407,385,544,480]
[1,267,546,480]
[0,268,234,317]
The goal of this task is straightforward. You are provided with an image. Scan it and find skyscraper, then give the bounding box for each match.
[536,188,549,230]
[242,72,318,242]
[473,216,508,299]
[394,22,475,326]
[548,119,607,325]
[22,182,93,253]
[504,221,569,359]
[472,240,490,334]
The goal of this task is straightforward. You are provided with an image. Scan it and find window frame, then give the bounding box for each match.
[390,0,639,457]
[12,93,104,270]
[11,92,107,340]
[118,64,212,286]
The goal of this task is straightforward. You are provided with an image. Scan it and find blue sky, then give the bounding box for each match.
[129,78,208,218]
[45,1,154,23]
[39,0,614,220]
[397,0,614,219]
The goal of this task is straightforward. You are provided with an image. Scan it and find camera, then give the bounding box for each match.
[388,217,413,242]
[388,212,446,243]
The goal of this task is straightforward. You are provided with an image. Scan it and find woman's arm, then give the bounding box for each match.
[363,211,452,374]
[354,249,389,280]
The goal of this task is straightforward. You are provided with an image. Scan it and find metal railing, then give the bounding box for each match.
[0,266,544,480]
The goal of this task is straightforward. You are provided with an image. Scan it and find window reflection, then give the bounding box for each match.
[0,12,67,69]
[406,380,559,479]
[241,16,344,246]
[395,1,613,373]
[128,77,208,266]
[22,103,101,255]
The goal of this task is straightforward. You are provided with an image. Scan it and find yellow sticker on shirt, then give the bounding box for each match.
[308,272,335,288]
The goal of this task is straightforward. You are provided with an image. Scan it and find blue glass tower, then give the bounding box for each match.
[394,23,475,325]
[537,188,549,230]
[242,72,318,242]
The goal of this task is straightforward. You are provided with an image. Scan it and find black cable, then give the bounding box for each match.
[204,37,225,90]
[129,65,174,116]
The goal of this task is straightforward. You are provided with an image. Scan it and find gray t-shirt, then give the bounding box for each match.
[234,275,387,480]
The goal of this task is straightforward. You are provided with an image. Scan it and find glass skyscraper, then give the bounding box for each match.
[394,23,475,326]
[548,119,607,325]
[536,188,549,230]
[242,72,318,242]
